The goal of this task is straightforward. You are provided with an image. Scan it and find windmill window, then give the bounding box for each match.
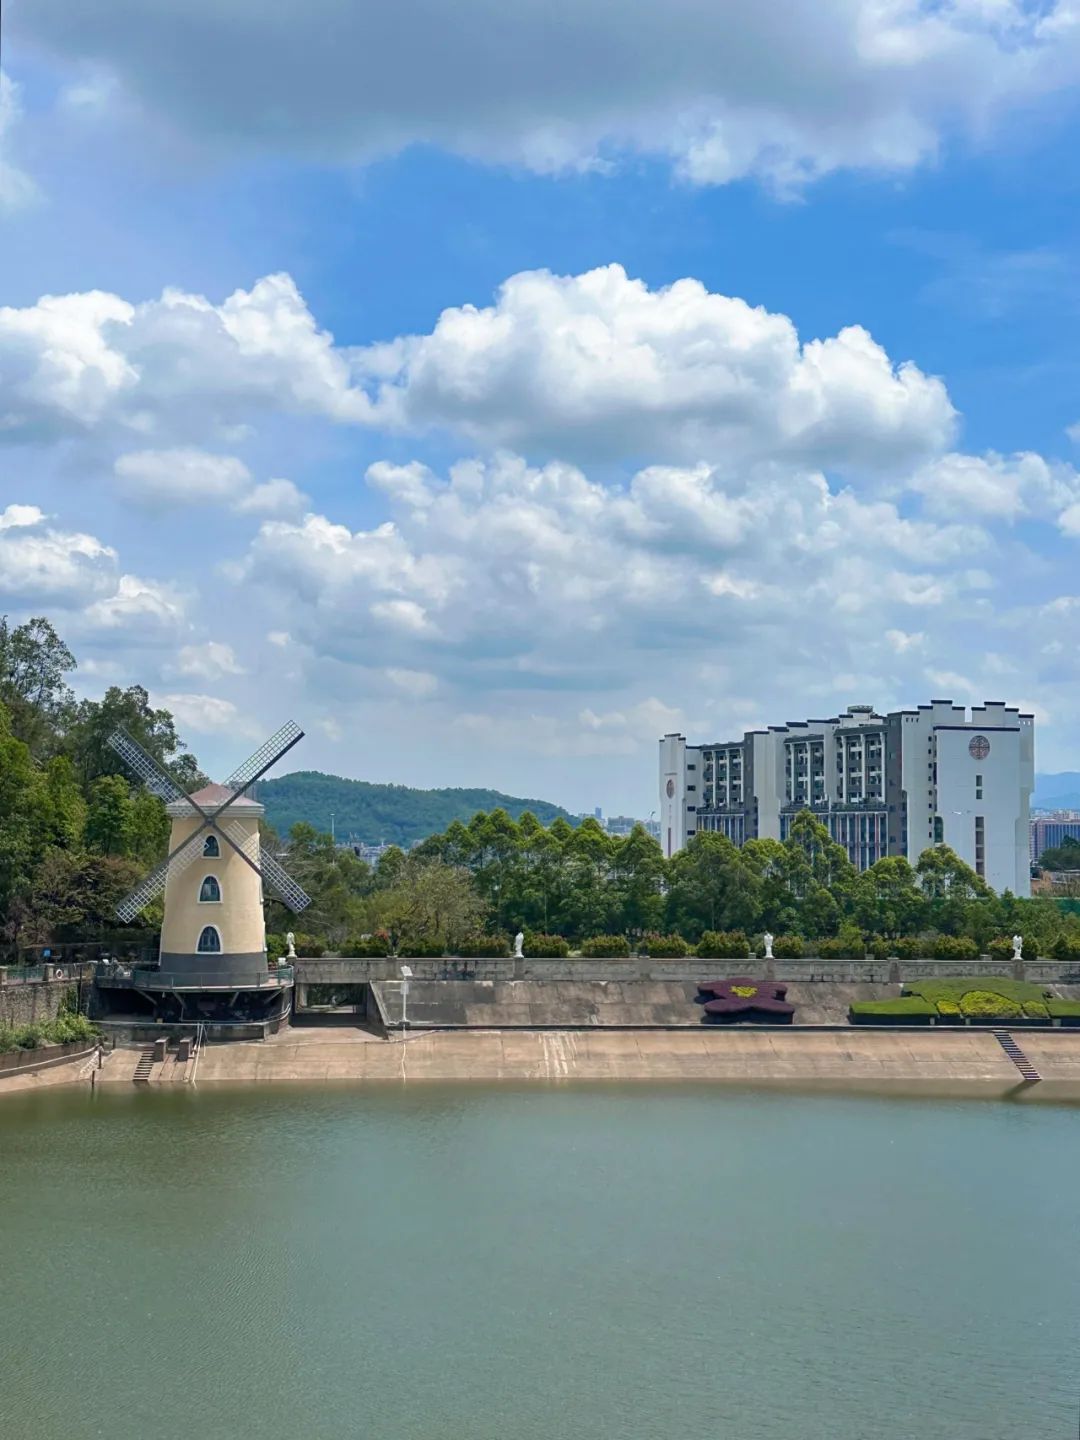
[199,875,222,904]
[197,925,222,954]
[203,835,220,858]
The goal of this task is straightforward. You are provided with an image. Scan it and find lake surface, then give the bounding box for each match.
[1,1084,1077,1440]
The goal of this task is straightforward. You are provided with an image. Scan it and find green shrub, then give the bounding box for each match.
[399,937,445,957]
[579,935,631,958]
[937,999,961,1015]
[1051,934,1080,961]
[890,936,924,960]
[1024,1000,1050,1019]
[523,933,570,958]
[340,935,392,957]
[641,933,690,958]
[292,932,326,958]
[457,935,509,957]
[960,989,1021,1019]
[696,930,750,959]
[930,935,979,962]
[987,935,1035,962]
[770,935,804,959]
[906,977,1047,1010]
[0,1014,99,1053]
[816,929,865,960]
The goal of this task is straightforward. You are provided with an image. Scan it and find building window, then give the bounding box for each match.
[197,925,222,954]
[199,875,222,903]
[203,834,220,857]
[975,774,983,801]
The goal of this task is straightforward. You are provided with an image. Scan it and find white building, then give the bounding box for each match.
[660,700,1034,896]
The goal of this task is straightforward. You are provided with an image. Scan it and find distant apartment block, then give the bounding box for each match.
[660,700,1034,897]
[1030,814,1080,863]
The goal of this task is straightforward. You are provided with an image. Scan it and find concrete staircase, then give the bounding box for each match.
[992,1029,1041,1083]
[132,1045,155,1084]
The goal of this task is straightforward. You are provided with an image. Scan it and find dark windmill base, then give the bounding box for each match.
[93,955,295,1041]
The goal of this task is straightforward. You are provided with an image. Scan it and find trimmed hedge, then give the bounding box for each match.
[696,930,750,960]
[341,935,392,957]
[457,935,509,957]
[930,935,979,962]
[399,938,445,957]
[770,935,804,959]
[816,933,865,960]
[641,933,691,958]
[849,997,935,1024]
[1051,935,1080,962]
[987,935,1036,962]
[579,935,631,958]
[523,933,570,958]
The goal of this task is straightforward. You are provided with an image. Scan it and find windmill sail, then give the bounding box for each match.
[114,831,207,923]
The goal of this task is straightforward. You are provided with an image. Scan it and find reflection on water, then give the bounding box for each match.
[1,1085,1078,1440]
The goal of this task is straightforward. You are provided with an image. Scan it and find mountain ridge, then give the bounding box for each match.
[258,769,573,846]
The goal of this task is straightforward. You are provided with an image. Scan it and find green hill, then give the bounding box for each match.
[257,770,573,846]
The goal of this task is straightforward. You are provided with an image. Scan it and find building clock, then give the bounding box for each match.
[968,735,991,760]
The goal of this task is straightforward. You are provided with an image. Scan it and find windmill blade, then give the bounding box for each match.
[258,850,313,914]
[114,831,206,922]
[224,720,304,793]
[220,818,311,912]
[108,728,190,804]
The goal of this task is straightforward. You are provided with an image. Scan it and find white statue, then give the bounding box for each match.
[286,931,297,960]
[514,931,525,959]
[1011,934,1023,962]
[762,932,774,960]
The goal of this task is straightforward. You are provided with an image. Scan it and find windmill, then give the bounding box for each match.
[109,720,312,981]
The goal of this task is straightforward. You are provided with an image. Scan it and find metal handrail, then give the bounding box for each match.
[97,963,295,988]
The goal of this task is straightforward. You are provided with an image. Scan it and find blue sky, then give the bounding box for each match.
[3,1,1080,816]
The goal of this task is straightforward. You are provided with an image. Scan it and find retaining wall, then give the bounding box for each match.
[0,1041,98,1079]
[0,978,81,1028]
[295,955,1080,986]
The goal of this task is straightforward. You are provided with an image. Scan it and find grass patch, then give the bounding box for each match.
[850,997,936,1018]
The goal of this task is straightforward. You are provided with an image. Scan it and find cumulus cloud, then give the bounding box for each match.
[0,510,118,604]
[80,575,187,640]
[11,1,1080,190]
[912,450,1080,524]
[155,693,252,735]
[114,448,252,506]
[232,477,307,517]
[359,265,956,470]
[0,273,370,445]
[236,451,994,706]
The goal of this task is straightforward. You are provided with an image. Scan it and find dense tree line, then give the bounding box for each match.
[0,616,206,948]
[407,807,1077,955]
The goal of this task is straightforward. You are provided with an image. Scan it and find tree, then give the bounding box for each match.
[610,824,666,933]
[85,775,134,856]
[42,756,87,851]
[0,615,76,755]
[373,858,487,950]
[1037,836,1080,871]
[852,857,926,937]
[666,832,761,939]
[25,851,142,943]
[272,823,373,943]
[0,702,48,936]
[66,685,204,791]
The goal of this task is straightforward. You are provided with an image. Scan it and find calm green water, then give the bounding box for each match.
[1,1085,1078,1440]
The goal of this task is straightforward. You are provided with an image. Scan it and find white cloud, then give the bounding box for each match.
[912,450,1080,523]
[0,510,118,604]
[266,630,291,647]
[233,477,307,516]
[0,273,371,445]
[114,448,252,506]
[360,265,956,470]
[12,1,1080,190]
[237,451,995,706]
[174,641,246,680]
[155,692,252,734]
[81,574,187,637]
[0,504,46,531]
[0,71,39,212]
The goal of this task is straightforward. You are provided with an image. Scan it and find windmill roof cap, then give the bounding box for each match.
[165,782,265,817]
